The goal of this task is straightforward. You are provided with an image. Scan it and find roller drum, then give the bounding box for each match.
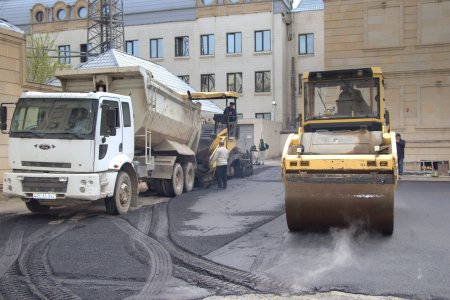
[285,173,394,235]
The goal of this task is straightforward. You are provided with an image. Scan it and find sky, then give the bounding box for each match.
[293,0,301,9]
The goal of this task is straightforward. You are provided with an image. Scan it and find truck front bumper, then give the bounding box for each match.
[2,172,116,202]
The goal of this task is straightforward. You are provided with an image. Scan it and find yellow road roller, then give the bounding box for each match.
[281,67,398,235]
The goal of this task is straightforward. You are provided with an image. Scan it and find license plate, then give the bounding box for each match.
[33,193,56,200]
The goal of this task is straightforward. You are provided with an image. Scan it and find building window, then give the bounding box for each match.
[150,38,163,58]
[202,0,213,5]
[58,45,70,64]
[78,7,87,18]
[178,75,189,85]
[201,74,215,92]
[255,71,270,92]
[227,32,242,54]
[80,44,88,63]
[236,113,243,120]
[299,33,314,55]
[57,9,66,21]
[175,36,189,57]
[255,30,271,52]
[201,34,214,55]
[255,113,271,120]
[126,40,139,56]
[227,73,242,93]
[35,11,44,22]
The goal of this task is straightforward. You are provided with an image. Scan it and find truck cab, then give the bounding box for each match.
[1,91,137,214]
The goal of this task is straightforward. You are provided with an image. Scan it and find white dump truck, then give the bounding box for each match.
[0,65,202,214]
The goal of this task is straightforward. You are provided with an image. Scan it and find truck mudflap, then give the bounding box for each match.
[284,172,395,235]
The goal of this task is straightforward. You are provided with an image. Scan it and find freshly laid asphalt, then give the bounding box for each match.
[1,158,449,299]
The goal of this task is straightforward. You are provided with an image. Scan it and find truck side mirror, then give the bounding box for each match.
[1,106,8,131]
[106,109,117,136]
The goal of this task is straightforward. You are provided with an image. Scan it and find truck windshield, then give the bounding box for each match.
[10,98,98,139]
[304,78,380,121]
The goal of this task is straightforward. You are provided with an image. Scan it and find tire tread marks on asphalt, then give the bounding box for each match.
[149,203,290,295]
[17,224,81,300]
[0,225,23,278]
[113,215,172,299]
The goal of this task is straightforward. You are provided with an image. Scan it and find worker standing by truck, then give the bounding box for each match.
[210,140,229,189]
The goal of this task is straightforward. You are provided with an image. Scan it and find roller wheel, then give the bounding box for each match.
[25,200,50,213]
[183,162,195,192]
[105,171,132,215]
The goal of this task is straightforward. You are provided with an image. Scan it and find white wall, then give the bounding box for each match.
[238,118,282,159]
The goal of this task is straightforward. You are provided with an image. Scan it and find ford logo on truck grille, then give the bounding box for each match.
[35,144,55,150]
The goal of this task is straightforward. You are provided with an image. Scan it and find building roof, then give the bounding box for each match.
[53,49,223,114]
[293,0,323,12]
[0,18,24,34]
[0,0,196,28]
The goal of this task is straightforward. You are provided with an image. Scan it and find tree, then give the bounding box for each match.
[26,34,67,84]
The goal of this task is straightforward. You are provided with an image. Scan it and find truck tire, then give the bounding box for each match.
[154,179,167,196]
[233,160,243,178]
[105,171,132,215]
[183,162,195,192]
[166,163,184,197]
[25,200,50,213]
[227,164,235,178]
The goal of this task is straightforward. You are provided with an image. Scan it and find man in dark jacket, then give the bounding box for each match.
[396,133,406,175]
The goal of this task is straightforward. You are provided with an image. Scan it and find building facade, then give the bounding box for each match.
[323,0,450,172]
[0,20,60,181]
[0,0,325,157]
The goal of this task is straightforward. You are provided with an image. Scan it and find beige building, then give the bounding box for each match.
[0,0,325,158]
[323,0,450,172]
[0,20,59,180]
[0,22,26,180]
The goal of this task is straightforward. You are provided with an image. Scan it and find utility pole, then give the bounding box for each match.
[87,0,125,58]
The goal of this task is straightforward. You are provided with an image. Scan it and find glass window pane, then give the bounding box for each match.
[263,30,271,51]
[307,34,314,53]
[122,102,131,127]
[158,39,163,57]
[236,73,242,93]
[228,74,234,91]
[210,35,214,55]
[299,35,306,54]
[227,34,234,53]
[150,40,156,58]
[264,72,270,92]
[255,32,262,52]
[256,73,263,92]
[184,37,189,56]
[236,33,241,53]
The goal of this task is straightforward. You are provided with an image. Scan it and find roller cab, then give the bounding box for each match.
[282,67,398,235]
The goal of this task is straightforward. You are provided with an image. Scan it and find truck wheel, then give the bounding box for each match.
[154,179,166,196]
[166,163,184,197]
[183,162,195,192]
[25,200,50,213]
[227,164,235,178]
[233,161,243,178]
[105,171,132,215]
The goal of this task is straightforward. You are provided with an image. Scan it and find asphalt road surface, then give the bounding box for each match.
[0,164,449,299]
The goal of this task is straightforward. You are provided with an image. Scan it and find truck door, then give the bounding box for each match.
[95,98,122,172]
